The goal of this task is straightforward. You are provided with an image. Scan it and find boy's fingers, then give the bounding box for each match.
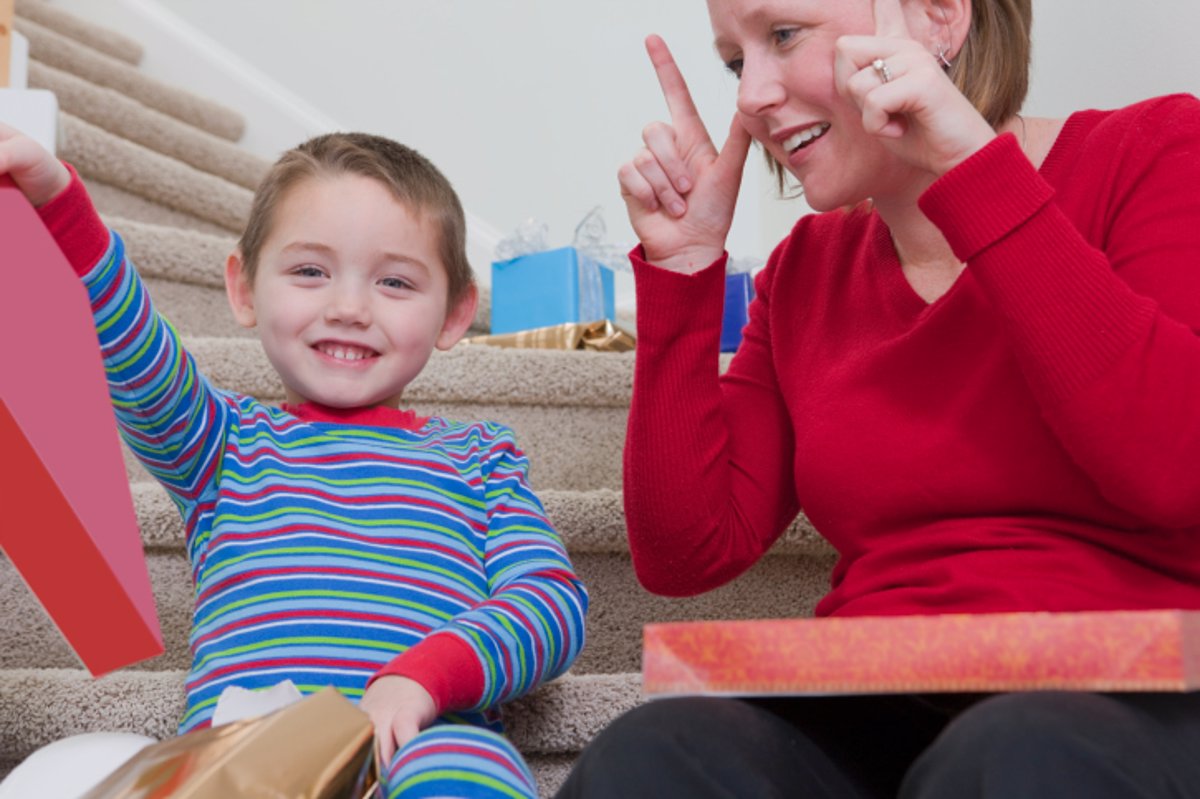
[646,35,708,137]
[873,0,912,38]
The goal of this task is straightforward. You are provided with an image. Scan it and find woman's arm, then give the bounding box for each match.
[624,244,802,597]
[920,95,1200,528]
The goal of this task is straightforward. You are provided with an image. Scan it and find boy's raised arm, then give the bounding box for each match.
[8,128,233,526]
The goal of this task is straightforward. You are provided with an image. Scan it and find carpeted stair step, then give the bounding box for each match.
[0,485,832,674]
[61,113,252,232]
[111,216,236,288]
[15,0,144,65]
[86,179,236,236]
[30,61,271,191]
[103,341,637,492]
[16,16,244,141]
[0,668,642,797]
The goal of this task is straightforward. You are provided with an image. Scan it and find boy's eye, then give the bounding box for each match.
[379,277,414,291]
[292,264,326,278]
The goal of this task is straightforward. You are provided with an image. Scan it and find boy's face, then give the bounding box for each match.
[224,174,477,410]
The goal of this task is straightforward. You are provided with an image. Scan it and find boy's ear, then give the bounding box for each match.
[435,284,479,351]
[224,251,257,329]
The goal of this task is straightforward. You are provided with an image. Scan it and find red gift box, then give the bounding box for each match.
[643,610,1200,696]
[0,179,162,676]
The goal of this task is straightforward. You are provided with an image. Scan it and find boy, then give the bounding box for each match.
[1,125,587,798]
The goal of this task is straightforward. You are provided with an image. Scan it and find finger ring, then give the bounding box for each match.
[871,58,893,84]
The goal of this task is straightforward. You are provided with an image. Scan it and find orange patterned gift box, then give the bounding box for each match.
[642,610,1200,696]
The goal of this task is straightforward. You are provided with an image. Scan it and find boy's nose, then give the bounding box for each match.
[325,287,371,326]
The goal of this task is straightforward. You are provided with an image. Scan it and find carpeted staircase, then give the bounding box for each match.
[0,2,837,794]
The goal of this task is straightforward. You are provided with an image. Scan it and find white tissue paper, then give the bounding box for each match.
[211,679,305,727]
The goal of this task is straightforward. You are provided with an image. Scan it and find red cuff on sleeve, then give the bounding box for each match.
[918,133,1055,264]
[368,633,485,716]
[36,163,111,276]
[629,245,728,347]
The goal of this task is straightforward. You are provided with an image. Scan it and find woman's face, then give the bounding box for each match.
[707,0,927,210]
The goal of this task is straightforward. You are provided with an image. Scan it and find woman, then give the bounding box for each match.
[558,0,1200,796]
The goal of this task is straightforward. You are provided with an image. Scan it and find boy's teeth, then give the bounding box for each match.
[319,343,374,361]
[784,123,831,152]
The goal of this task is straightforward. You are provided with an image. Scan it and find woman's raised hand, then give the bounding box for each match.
[0,122,70,207]
[619,35,752,274]
[834,0,996,178]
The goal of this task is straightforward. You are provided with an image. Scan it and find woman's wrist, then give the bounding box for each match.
[640,243,725,275]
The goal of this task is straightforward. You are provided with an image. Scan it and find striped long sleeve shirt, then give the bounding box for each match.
[41,172,588,734]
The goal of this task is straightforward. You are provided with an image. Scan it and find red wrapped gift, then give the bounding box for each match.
[643,610,1200,696]
[0,179,162,676]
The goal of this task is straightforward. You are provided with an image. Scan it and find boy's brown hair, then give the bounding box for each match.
[238,133,474,306]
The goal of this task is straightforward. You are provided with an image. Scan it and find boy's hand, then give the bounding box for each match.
[360,675,438,768]
[0,122,71,207]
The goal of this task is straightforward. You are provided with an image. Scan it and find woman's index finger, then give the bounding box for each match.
[645,35,705,131]
[872,0,912,38]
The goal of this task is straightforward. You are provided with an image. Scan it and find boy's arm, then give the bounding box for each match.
[37,167,232,521]
[369,425,588,716]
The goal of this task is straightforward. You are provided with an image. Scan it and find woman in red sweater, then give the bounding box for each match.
[558,0,1200,796]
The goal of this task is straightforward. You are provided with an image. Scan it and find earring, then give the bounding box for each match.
[935,44,954,69]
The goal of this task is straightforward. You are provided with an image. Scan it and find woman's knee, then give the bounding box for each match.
[902,692,1171,799]
[556,696,870,799]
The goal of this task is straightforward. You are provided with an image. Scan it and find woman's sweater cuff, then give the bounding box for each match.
[919,133,1055,263]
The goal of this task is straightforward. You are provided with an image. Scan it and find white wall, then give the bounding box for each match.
[52,1,1200,265]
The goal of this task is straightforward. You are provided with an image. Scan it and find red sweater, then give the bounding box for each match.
[625,94,1200,617]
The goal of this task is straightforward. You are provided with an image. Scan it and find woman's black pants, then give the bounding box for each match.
[555,691,1200,798]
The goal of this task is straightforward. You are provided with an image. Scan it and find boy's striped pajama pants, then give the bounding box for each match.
[385,723,538,799]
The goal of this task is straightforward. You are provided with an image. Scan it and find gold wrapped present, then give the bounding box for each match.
[463,320,635,352]
[83,687,378,798]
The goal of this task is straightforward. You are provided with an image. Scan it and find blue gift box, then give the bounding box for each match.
[491,246,615,334]
[721,272,756,353]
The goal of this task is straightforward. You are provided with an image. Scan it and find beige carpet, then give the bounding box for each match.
[0,3,832,795]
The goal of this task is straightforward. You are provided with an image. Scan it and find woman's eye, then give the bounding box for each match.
[771,27,799,47]
[725,57,744,79]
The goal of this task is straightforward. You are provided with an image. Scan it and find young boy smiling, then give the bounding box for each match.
[1,125,587,799]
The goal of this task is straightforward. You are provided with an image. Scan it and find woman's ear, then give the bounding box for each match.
[224,251,257,329]
[921,0,971,60]
[435,284,480,351]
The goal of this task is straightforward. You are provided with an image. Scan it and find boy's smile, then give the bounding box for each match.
[225,173,476,410]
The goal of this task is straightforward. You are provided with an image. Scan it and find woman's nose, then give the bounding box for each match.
[736,58,786,118]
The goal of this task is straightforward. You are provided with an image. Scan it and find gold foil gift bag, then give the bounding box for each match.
[83,687,379,798]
